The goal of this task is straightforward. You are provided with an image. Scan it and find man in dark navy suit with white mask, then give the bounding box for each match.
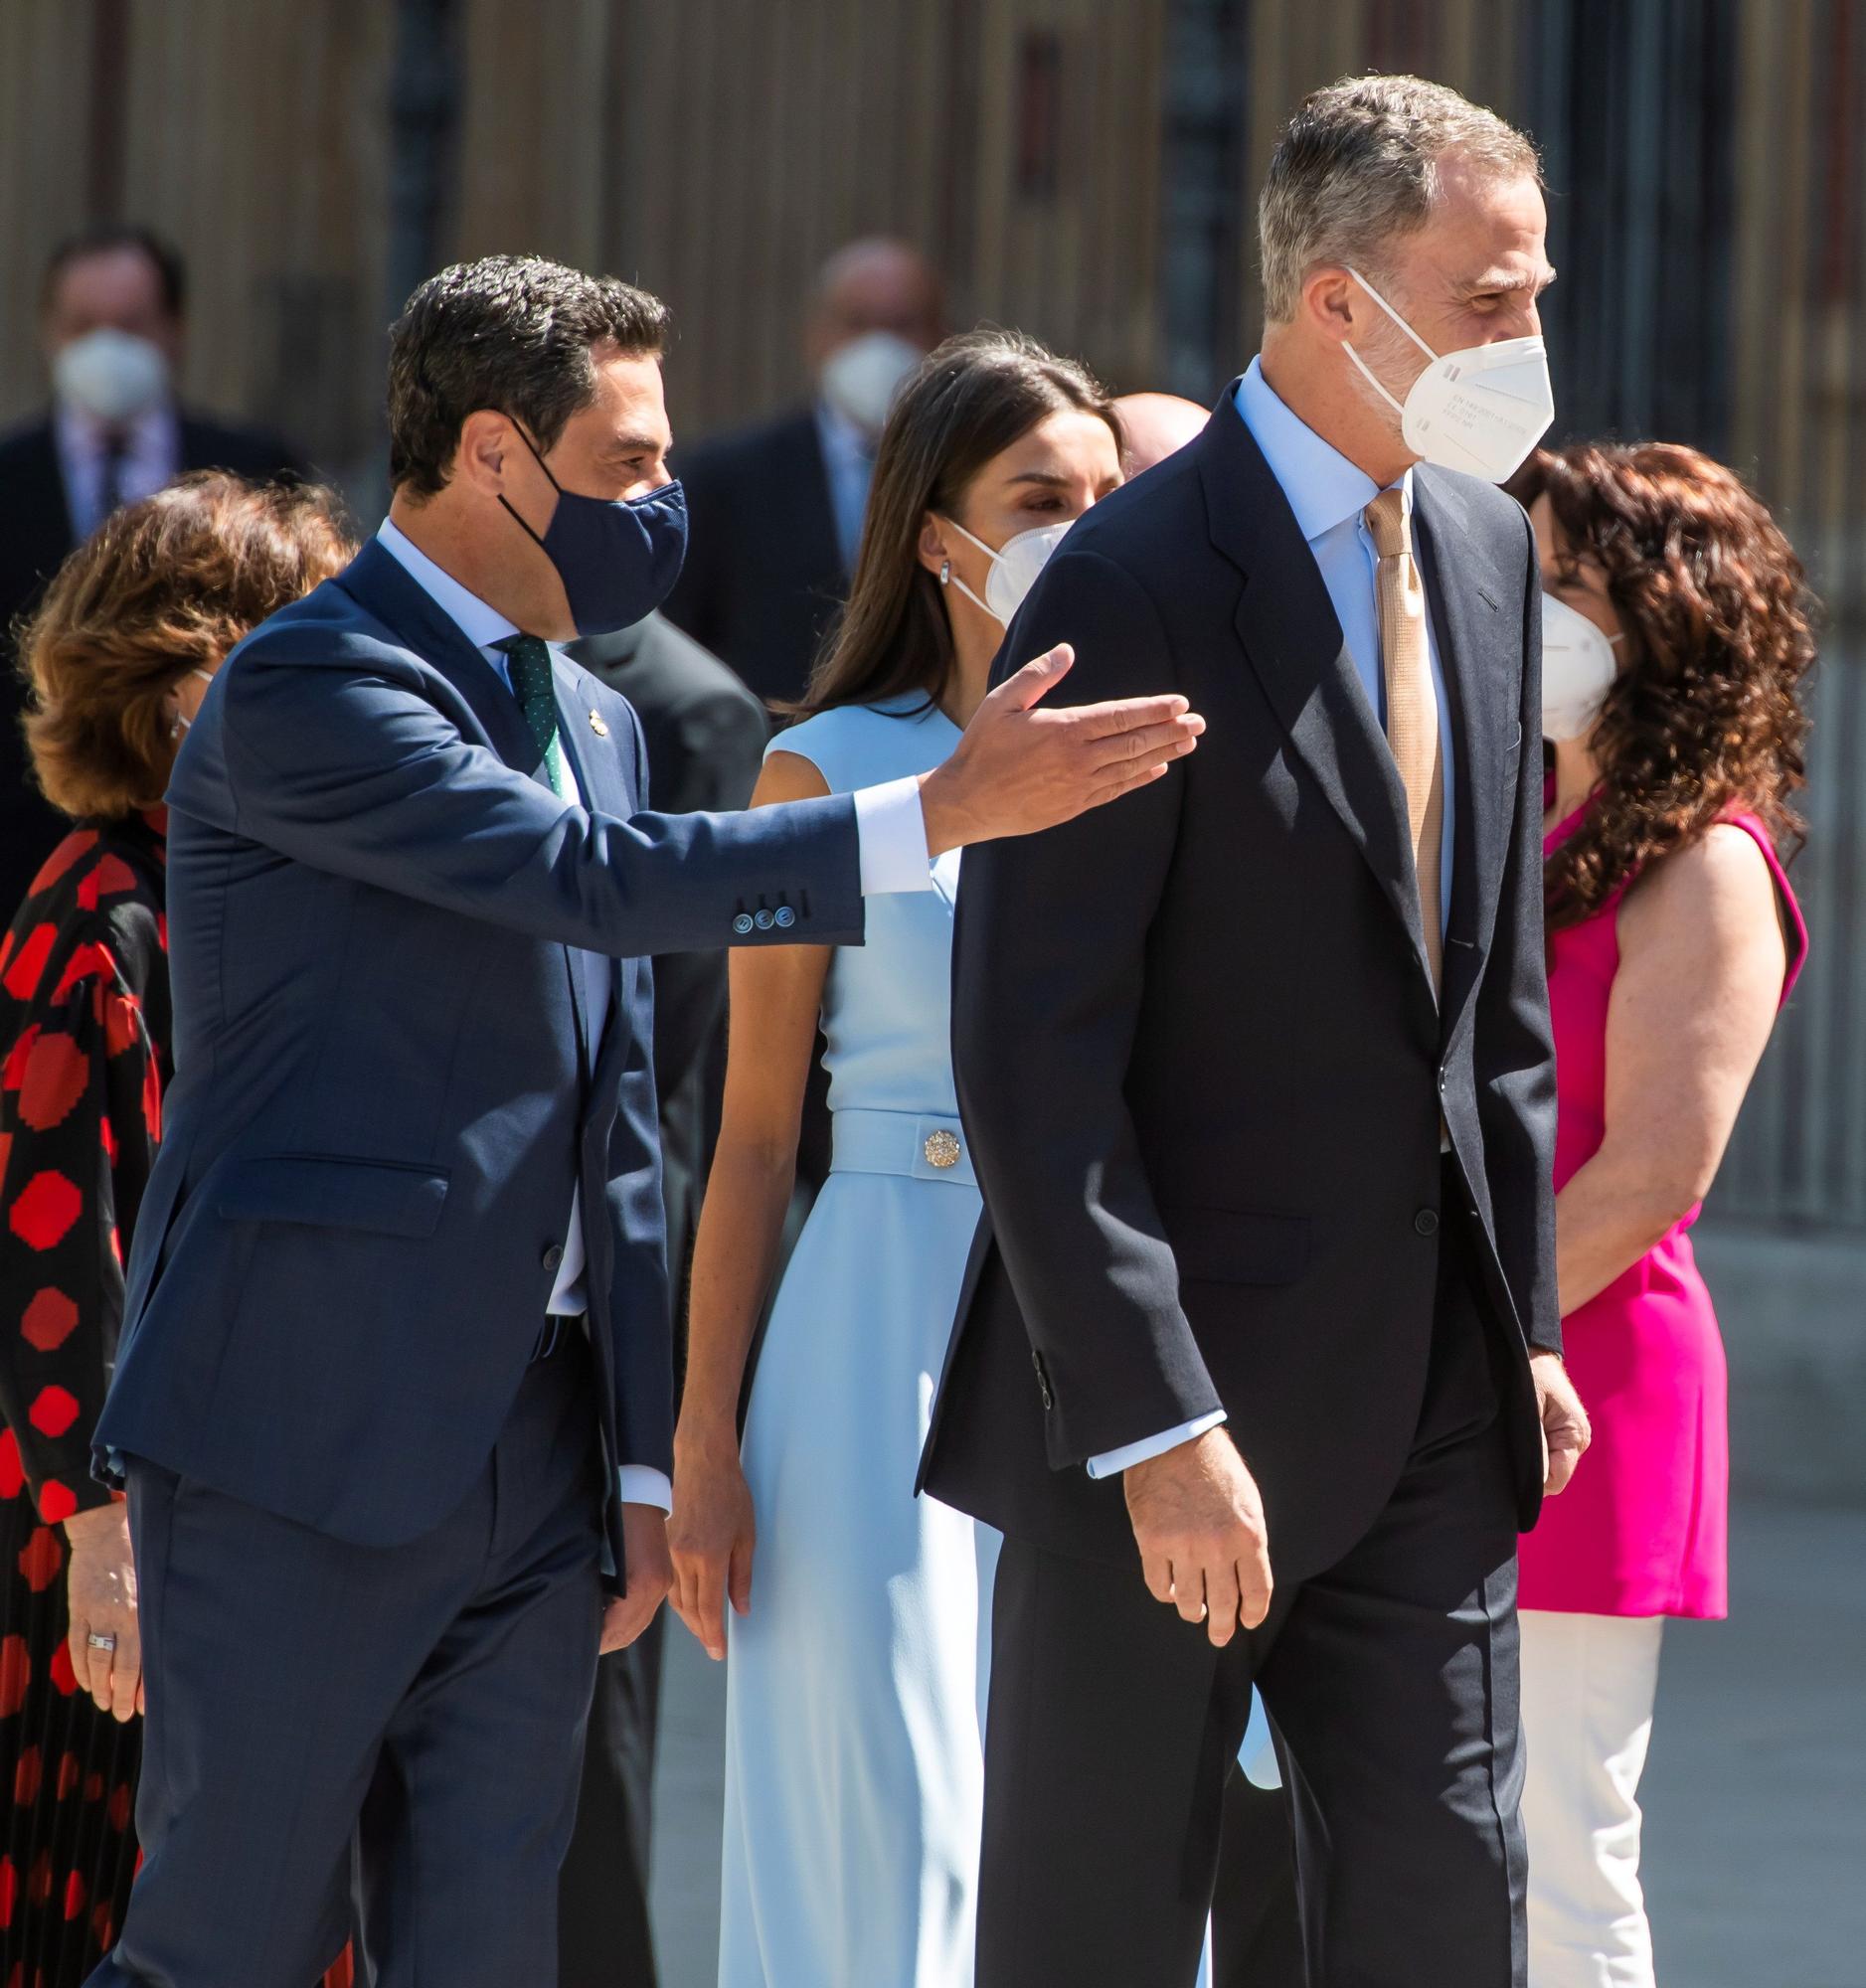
[84,254,1202,1988]
[924,78,1593,1987]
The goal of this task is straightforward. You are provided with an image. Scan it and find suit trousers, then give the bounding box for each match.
[89,1336,605,1988]
[975,1220,1528,1988]
[559,1619,664,1988]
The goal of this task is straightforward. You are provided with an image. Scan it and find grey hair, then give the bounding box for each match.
[1258,75,1541,323]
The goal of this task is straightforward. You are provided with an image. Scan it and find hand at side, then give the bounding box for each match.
[1123,1426,1272,1648]
[667,1427,757,1662]
[1530,1349,1591,1495]
[600,1503,673,1653]
[65,1502,142,1722]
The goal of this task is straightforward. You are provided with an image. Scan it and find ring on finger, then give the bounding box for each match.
[86,1632,117,1653]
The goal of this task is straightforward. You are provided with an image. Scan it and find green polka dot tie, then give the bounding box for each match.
[494,633,568,797]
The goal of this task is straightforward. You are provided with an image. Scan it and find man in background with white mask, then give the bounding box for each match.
[0,225,306,913]
[922,75,1590,1987]
[664,237,944,708]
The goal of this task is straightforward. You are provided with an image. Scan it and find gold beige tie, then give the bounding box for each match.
[1364,488,1444,998]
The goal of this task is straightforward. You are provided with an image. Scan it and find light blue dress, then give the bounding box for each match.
[720,697,1001,1988]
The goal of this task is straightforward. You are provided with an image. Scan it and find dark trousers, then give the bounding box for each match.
[90,1340,605,1988]
[976,1231,1527,1988]
[558,1620,663,1988]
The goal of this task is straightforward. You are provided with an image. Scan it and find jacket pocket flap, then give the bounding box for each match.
[217,1155,450,1240]
[1163,1205,1310,1286]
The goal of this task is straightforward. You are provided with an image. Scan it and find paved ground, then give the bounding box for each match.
[648,1495,1866,1987]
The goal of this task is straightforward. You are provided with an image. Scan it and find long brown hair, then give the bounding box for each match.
[785,329,1121,720]
[1513,442,1814,929]
[17,471,354,820]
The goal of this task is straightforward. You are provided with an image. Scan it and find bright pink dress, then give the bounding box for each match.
[1517,791,1806,1619]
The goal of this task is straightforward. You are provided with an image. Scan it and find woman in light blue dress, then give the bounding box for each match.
[669,331,1125,1988]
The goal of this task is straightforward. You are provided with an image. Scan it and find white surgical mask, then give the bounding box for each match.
[1539,593,1622,741]
[169,667,218,738]
[939,516,1072,626]
[820,331,922,435]
[1342,268,1554,484]
[54,328,171,425]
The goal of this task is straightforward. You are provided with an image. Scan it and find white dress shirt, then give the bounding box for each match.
[55,400,181,539]
[1086,356,1457,1483]
[376,520,934,1511]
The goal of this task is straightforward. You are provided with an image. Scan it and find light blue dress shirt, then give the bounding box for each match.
[1087,357,1458,1483]
[1234,356,1456,925]
[814,397,877,573]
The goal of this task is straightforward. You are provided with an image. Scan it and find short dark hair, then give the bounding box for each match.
[41,224,187,318]
[386,254,672,498]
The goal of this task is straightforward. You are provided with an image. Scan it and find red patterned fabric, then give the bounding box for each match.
[0,820,167,1984]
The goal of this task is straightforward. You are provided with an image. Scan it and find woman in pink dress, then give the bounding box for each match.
[1510,442,1813,1988]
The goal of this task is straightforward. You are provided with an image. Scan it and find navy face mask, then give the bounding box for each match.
[500,426,689,637]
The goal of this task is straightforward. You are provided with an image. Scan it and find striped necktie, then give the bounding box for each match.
[1364,488,1444,998]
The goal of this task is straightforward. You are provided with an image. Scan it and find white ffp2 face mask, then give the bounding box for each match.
[54,328,171,425]
[1540,593,1622,741]
[820,331,923,435]
[939,516,1073,626]
[170,667,218,738]
[1343,268,1555,484]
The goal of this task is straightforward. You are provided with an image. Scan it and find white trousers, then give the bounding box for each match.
[1519,1609,1666,1988]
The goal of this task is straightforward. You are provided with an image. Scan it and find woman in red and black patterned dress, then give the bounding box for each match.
[0,473,352,1985]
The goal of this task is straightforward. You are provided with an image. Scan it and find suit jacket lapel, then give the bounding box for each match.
[1411,473,1517,1044]
[1198,401,1438,994]
[555,656,631,1078]
[335,541,540,775]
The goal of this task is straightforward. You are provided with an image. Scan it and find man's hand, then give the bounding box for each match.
[1531,1349,1591,1496]
[65,1502,142,1723]
[918,644,1204,856]
[1123,1426,1272,1648]
[600,1503,672,1654]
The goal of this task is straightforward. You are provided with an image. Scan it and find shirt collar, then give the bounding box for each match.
[54,398,177,462]
[1233,355,1410,545]
[814,395,875,469]
[376,517,522,656]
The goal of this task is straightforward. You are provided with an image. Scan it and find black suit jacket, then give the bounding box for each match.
[921,394,1559,1586]
[661,404,848,708]
[0,408,311,916]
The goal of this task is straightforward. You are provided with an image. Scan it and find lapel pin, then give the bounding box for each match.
[589,711,609,737]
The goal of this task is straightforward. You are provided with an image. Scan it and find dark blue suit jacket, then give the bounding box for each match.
[95,540,864,1571]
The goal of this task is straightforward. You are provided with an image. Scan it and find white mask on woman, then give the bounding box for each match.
[938,517,1073,627]
[1343,267,1555,485]
[1540,593,1622,741]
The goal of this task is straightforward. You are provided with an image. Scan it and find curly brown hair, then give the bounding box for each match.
[15,471,354,820]
[1512,442,1814,929]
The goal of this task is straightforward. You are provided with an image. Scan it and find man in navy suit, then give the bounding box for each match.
[84,254,1201,1988]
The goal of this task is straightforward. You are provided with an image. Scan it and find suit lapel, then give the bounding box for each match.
[555,656,631,1078]
[1411,473,1517,1044]
[1198,401,1437,993]
[335,541,540,776]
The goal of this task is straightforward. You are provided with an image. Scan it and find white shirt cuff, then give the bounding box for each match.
[1086,1409,1227,1480]
[616,1465,673,1513]
[852,776,934,895]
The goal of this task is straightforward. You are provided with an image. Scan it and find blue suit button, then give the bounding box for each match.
[755,909,775,930]
[732,912,756,935]
[542,1242,565,1271]
[1413,1209,1440,1238]
[774,906,796,928]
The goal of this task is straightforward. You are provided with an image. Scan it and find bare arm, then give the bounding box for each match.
[669,748,835,1658]
[1555,824,1788,1314]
